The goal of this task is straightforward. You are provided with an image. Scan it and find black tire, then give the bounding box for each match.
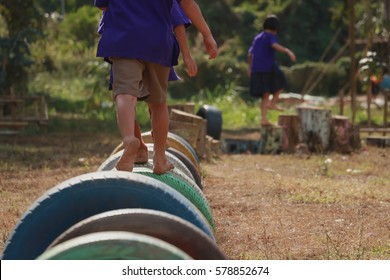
[48,209,226,260]
[196,105,223,140]
[167,147,202,189]
[39,231,191,260]
[2,171,213,260]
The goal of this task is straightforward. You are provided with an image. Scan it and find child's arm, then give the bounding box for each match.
[179,0,217,59]
[174,25,198,77]
[94,0,109,11]
[272,43,296,62]
[247,52,253,77]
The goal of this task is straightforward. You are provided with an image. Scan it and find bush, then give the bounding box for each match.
[284,61,347,96]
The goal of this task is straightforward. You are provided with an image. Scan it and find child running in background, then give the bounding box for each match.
[94,0,217,173]
[248,14,296,126]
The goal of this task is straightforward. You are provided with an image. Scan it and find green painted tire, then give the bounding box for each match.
[134,167,214,230]
[38,231,191,260]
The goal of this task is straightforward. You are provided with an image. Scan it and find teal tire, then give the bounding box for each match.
[38,231,191,260]
[2,171,213,260]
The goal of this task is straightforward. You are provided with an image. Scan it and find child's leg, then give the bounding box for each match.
[261,92,272,126]
[148,101,173,174]
[134,120,149,163]
[268,88,284,111]
[115,94,140,171]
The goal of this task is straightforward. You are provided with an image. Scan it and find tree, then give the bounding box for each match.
[0,0,44,95]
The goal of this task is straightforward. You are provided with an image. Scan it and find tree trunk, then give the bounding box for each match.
[260,126,283,154]
[277,114,301,153]
[296,106,332,153]
[329,115,359,154]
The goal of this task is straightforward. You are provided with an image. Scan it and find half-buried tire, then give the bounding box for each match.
[48,209,226,260]
[1,171,213,260]
[38,231,191,260]
[196,105,223,140]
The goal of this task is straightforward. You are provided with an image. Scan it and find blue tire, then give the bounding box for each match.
[2,171,214,260]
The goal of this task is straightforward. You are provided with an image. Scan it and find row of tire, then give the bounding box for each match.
[1,131,226,260]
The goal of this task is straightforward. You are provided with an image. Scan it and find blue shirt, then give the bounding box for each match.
[94,0,179,67]
[248,31,278,73]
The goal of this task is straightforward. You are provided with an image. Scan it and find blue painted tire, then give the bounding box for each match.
[48,209,226,260]
[2,171,213,260]
[38,231,191,260]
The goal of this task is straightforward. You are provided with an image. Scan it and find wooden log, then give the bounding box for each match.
[205,135,221,162]
[169,120,199,150]
[169,109,207,158]
[277,114,301,153]
[260,125,283,154]
[168,103,195,115]
[329,115,359,153]
[366,136,390,148]
[296,106,332,153]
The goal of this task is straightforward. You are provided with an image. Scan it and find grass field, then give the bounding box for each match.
[0,132,389,259]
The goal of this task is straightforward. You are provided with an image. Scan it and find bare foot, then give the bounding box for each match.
[116,137,140,172]
[267,104,284,111]
[153,160,174,175]
[134,147,148,164]
[261,121,274,127]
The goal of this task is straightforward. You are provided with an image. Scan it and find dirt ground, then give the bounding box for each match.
[0,132,389,259]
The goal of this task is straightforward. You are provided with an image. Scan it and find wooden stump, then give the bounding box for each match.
[278,114,301,153]
[169,109,207,158]
[296,106,332,153]
[205,135,221,161]
[168,103,195,115]
[260,125,283,154]
[329,116,360,154]
[366,136,390,148]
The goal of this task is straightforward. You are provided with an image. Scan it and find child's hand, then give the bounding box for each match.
[183,54,198,77]
[203,35,218,59]
[287,49,296,62]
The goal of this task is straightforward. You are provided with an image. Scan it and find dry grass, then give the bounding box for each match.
[1,132,389,259]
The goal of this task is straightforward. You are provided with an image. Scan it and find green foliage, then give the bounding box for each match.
[4,0,387,132]
[58,6,101,51]
[286,62,348,96]
[0,0,45,95]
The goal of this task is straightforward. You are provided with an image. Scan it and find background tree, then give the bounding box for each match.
[0,0,44,95]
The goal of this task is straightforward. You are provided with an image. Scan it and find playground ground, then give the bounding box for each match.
[0,132,389,259]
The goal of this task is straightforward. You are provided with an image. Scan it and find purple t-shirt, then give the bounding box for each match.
[248,31,278,73]
[94,0,178,67]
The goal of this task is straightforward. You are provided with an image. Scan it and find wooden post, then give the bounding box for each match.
[348,0,357,124]
[168,103,195,115]
[329,115,360,153]
[277,114,301,153]
[384,90,389,130]
[296,106,332,153]
[260,125,283,154]
[169,109,207,158]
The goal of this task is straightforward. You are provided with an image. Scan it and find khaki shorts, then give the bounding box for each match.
[110,58,170,104]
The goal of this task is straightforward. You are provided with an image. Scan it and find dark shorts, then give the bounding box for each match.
[249,65,287,98]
